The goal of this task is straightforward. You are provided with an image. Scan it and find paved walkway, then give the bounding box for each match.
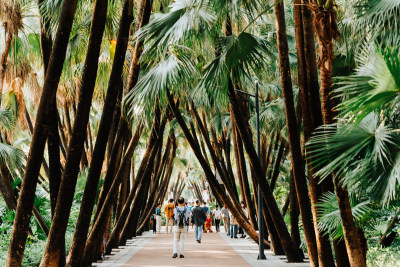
[94,227,310,267]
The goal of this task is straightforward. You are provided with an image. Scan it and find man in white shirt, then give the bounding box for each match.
[212,205,221,232]
[172,197,191,258]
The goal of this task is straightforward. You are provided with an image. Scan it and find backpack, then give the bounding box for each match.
[176,207,188,229]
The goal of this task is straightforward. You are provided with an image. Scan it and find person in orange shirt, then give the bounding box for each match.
[164,199,175,233]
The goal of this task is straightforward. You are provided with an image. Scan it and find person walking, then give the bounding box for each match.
[172,197,190,258]
[229,211,238,239]
[202,201,209,215]
[165,199,175,234]
[155,203,162,233]
[240,201,248,238]
[221,205,230,235]
[212,205,221,232]
[191,200,206,243]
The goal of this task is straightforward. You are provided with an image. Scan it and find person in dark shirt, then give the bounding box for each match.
[191,200,206,243]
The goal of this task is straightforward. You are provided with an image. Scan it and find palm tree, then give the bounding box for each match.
[273,0,319,264]
[66,0,135,265]
[6,0,79,265]
[308,1,367,265]
[39,0,109,265]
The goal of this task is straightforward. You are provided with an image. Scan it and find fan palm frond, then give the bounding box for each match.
[124,45,197,118]
[0,142,25,168]
[335,44,400,121]
[194,32,274,107]
[307,113,400,203]
[139,0,216,58]
[317,191,373,240]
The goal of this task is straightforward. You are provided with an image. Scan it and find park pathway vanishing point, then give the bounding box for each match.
[94,227,310,267]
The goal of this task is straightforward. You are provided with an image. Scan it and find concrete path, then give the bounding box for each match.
[94,227,310,267]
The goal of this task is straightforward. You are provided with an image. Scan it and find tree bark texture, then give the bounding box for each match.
[294,1,335,265]
[6,0,78,264]
[39,0,109,265]
[167,90,269,249]
[273,0,318,265]
[66,0,134,264]
[310,0,367,265]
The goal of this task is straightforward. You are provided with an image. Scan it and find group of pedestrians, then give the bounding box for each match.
[152,198,249,259]
[220,201,249,239]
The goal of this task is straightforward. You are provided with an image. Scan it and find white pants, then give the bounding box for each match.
[166,217,174,233]
[173,226,187,255]
[156,215,161,233]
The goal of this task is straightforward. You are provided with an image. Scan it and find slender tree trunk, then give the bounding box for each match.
[227,81,302,261]
[137,137,176,232]
[294,1,335,265]
[333,239,351,267]
[6,0,78,264]
[40,0,109,265]
[269,140,286,191]
[310,1,367,265]
[273,0,318,265]
[231,111,257,229]
[38,0,62,232]
[118,116,168,245]
[83,121,147,265]
[289,170,303,257]
[167,91,270,249]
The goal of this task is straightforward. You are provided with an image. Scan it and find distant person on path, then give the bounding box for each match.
[221,205,230,235]
[204,214,213,233]
[212,205,221,232]
[191,200,206,243]
[152,213,156,233]
[165,199,175,234]
[229,211,238,238]
[155,203,162,233]
[240,201,248,238]
[202,202,209,215]
[172,197,190,258]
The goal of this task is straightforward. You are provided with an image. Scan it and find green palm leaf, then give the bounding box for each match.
[317,191,372,240]
[307,113,400,203]
[195,32,274,106]
[335,45,400,121]
[139,0,216,58]
[124,46,197,118]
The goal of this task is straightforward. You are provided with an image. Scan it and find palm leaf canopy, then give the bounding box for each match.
[317,191,373,240]
[335,45,400,121]
[194,32,274,107]
[138,0,216,58]
[124,45,197,118]
[307,113,400,204]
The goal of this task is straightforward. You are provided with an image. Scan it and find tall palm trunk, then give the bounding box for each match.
[294,1,335,266]
[0,31,12,104]
[38,0,63,237]
[137,137,176,231]
[40,0,109,265]
[302,2,349,266]
[227,81,301,261]
[66,0,134,264]
[104,118,158,253]
[310,1,366,266]
[231,106,258,229]
[82,124,144,266]
[273,0,318,265]
[167,90,270,249]
[118,117,168,244]
[6,0,78,265]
